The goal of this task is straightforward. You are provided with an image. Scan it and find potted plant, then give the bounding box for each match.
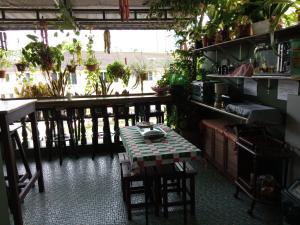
[130,62,148,93]
[85,35,98,72]
[0,49,11,78]
[106,61,131,87]
[236,15,252,38]
[15,55,28,72]
[152,72,169,96]
[65,38,82,73]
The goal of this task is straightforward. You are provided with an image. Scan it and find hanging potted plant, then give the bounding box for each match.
[0,49,11,78]
[85,35,98,72]
[130,61,148,93]
[15,55,28,72]
[106,61,131,93]
[66,38,82,73]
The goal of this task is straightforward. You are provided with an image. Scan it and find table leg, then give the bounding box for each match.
[183,161,187,224]
[144,167,149,225]
[29,112,45,192]
[0,115,23,225]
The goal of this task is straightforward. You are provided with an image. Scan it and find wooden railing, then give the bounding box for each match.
[8,94,173,155]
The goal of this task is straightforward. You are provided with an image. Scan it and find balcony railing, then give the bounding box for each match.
[5,94,173,156]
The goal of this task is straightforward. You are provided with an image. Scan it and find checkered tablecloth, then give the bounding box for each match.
[120,125,201,168]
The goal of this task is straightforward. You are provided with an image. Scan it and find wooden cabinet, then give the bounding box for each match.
[201,119,238,180]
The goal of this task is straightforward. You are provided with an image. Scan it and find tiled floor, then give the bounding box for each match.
[18,155,282,225]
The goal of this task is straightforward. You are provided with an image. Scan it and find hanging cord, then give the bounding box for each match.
[39,20,49,46]
[0,32,7,50]
[104,30,111,54]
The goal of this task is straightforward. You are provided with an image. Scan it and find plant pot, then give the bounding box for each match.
[151,86,169,96]
[221,28,229,42]
[252,20,270,35]
[0,70,6,78]
[86,64,98,72]
[238,24,252,38]
[67,64,77,73]
[215,31,223,44]
[15,63,27,72]
[202,35,209,47]
[195,40,202,49]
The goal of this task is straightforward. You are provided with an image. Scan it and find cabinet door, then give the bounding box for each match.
[226,139,238,179]
[214,131,226,171]
[204,127,214,160]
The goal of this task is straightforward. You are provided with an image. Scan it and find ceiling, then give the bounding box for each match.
[0,0,175,30]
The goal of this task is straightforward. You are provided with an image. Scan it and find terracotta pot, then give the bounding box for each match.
[67,64,77,73]
[86,64,98,72]
[0,70,6,78]
[15,63,27,72]
[215,31,223,44]
[238,24,252,38]
[202,35,209,47]
[221,28,229,42]
[151,86,169,96]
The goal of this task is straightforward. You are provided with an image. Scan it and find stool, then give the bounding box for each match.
[9,127,32,187]
[157,162,197,224]
[118,153,156,221]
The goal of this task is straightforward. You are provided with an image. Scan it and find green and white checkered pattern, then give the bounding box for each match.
[120,125,201,168]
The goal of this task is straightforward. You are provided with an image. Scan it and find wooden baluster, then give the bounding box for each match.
[43,110,52,148]
[78,108,86,145]
[66,108,76,152]
[135,104,140,122]
[102,107,112,145]
[145,104,150,122]
[155,103,162,123]
[113,106,120,144]
[166,103,172,127]
[21,117,28,149]
[91,107,98,159]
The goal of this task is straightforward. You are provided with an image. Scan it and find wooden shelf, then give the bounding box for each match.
[206,74,294,80]
[190,99,248,122]
[194,24,300,52]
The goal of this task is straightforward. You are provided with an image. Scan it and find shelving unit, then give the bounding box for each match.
[206,74,295,80]
[194,24,300,52]
[190,99,248,122]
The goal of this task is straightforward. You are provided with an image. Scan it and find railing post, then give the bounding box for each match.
[78,108,86,145]
[91,107,98,146]
[21,118,28,149]
[43,110,52,148]
[102,107,112,145]
[113,106,120,144]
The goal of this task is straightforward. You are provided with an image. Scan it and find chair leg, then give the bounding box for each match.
[12,131,32,179]
[163,177,168,218]
[190,176,195,216]
[125,179,132,220]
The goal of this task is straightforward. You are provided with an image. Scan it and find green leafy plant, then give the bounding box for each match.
[130,62,148,93]
[22,35,70,97]
[85,35,98,71]
[0,49,11,70]
[106,61,131,87]
[65,38,82,72]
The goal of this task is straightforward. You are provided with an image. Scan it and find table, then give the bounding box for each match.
[120,125,201,168]
[0,100,45,225]
[120,124,201,224]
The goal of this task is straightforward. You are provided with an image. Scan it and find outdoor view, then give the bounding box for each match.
[0,30,176,98]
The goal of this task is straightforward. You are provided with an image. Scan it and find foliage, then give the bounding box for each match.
[130,61,148,93]
[22,35,70,97]
[106,61,131,86]
[0,49,12,70]
[65,38,82,66]
[14,82,52,98]
[85,35,98,66]
[54,0,79,32]
[85,65,115,96]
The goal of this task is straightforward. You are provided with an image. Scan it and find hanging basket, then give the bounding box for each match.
[67,64,77,73]
[86,64,98,72]
[0,70,6,78]
[15,63,27,72]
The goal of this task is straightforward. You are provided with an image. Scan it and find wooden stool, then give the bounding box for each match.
[157,162,197,224]
[118,153,156,221]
